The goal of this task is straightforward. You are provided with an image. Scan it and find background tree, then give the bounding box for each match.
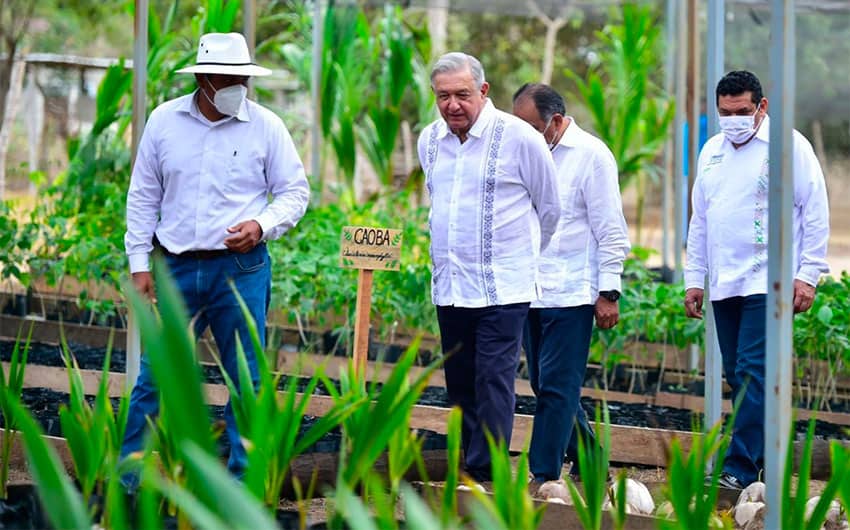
[723,4,850,156]
[566,2,674,245]
[0,1,36,125]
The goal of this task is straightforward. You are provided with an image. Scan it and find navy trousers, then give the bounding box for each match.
[524,305,597,481]
[121,243,270,485]
[712,294,766,487]
[436,302,530,482]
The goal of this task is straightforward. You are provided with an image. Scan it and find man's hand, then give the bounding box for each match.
[132,272,156,304]
[595,297,619,329]
[224,220,262,253]
[684,288,704,319]
[793,279,816,314]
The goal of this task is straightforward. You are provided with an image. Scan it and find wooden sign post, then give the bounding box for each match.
[339,226,402,375]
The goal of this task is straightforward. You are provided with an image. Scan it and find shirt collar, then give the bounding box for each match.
[180,89,250,123]
[555,117,582,149]
[754,115,770,143]
[436,98,495,140]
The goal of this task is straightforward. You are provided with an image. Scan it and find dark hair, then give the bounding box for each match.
[716,70,763,105]
[512,82,566,122]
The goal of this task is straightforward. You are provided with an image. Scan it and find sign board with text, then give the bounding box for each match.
[339,226,402,271]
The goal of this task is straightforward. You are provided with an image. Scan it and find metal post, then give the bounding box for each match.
[705,0,724,138]
[703,0,724,447]
[310,0,323,192]
[127,0,149,391]
[765,1,795,528]
[662,0,675,278]
[686,0,700,378]
[243,0,256,96]
[672,0,687,284]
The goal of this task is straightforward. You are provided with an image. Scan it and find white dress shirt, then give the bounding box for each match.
[685,116,830,300]
[417,99,561,308]
[125,92,310,273]
[533,120,631,308]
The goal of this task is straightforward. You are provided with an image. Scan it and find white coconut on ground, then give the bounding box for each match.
[733,501,766,529]
[536,479,570,503]
[654,500,675,519]
[737,481,766,505]
[601,478,655,515]
[804,495,849,530]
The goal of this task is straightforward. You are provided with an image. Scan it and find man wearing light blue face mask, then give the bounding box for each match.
[684,70,829,490]
[122,32,309,487]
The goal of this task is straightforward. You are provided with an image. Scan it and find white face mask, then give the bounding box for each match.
[541,118,557,151]
[202,79,247,117]
[718,105,760,144]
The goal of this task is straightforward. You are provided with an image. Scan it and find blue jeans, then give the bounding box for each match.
[436,303,530,482]
[524,305,597,482]
[120,244,270,484]
[712,294,766,487]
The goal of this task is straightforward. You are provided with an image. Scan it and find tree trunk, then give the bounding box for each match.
[426,0,448,60]
[541,19,567,85]
[0,56,26,200]
[527,0,571,85]
[24,66,43,192]
[0,47,17,127]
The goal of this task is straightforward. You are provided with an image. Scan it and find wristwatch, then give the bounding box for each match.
[599,290,621,302]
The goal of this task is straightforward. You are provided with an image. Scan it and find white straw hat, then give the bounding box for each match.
[176,32,272,77]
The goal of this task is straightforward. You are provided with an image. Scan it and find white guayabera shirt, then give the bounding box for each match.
[533,120,631,308]
[417,100,561,308]
[125,91,310,273]
[685,116,830,300]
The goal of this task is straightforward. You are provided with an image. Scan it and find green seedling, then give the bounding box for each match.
[330,336,443,491]
[566,404,614,530]
[465,433,546,530]
[0,324,31,499]
[782,417,848,529]
[217,283,366,507]
[7,394,90,529]
[660,418,732,530]
[149,441,279,530]
[58,330,129,505]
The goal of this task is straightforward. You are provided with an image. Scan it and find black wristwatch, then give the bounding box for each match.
[599,290,621,302]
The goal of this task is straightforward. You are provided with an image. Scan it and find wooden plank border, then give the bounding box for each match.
[5,361,847,477]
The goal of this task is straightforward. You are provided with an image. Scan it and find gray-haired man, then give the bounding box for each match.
[417,53,561,483]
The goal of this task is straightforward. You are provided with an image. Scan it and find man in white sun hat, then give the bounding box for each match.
[122,32,309,484]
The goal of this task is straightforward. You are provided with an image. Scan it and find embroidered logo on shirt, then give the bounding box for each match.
[481,118,505,305]
[752,157,769,273]
[425,124,440,271]
[703,154,724,174]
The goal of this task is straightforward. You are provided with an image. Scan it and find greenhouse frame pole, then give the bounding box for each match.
[662,0,675,277]
[244,0,256,96]
[311,0,322,190]
[764,1,795,527]
[127,0,149,391]
[672,0,686,284]
[703,0,724,451]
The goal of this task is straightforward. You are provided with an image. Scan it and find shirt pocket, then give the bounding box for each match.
[225,145,266,194]
[537,257,568,292]
[558,223,590,275]
[234,251,267,273]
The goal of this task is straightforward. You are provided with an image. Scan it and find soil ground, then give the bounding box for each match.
[3,460,828,524]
